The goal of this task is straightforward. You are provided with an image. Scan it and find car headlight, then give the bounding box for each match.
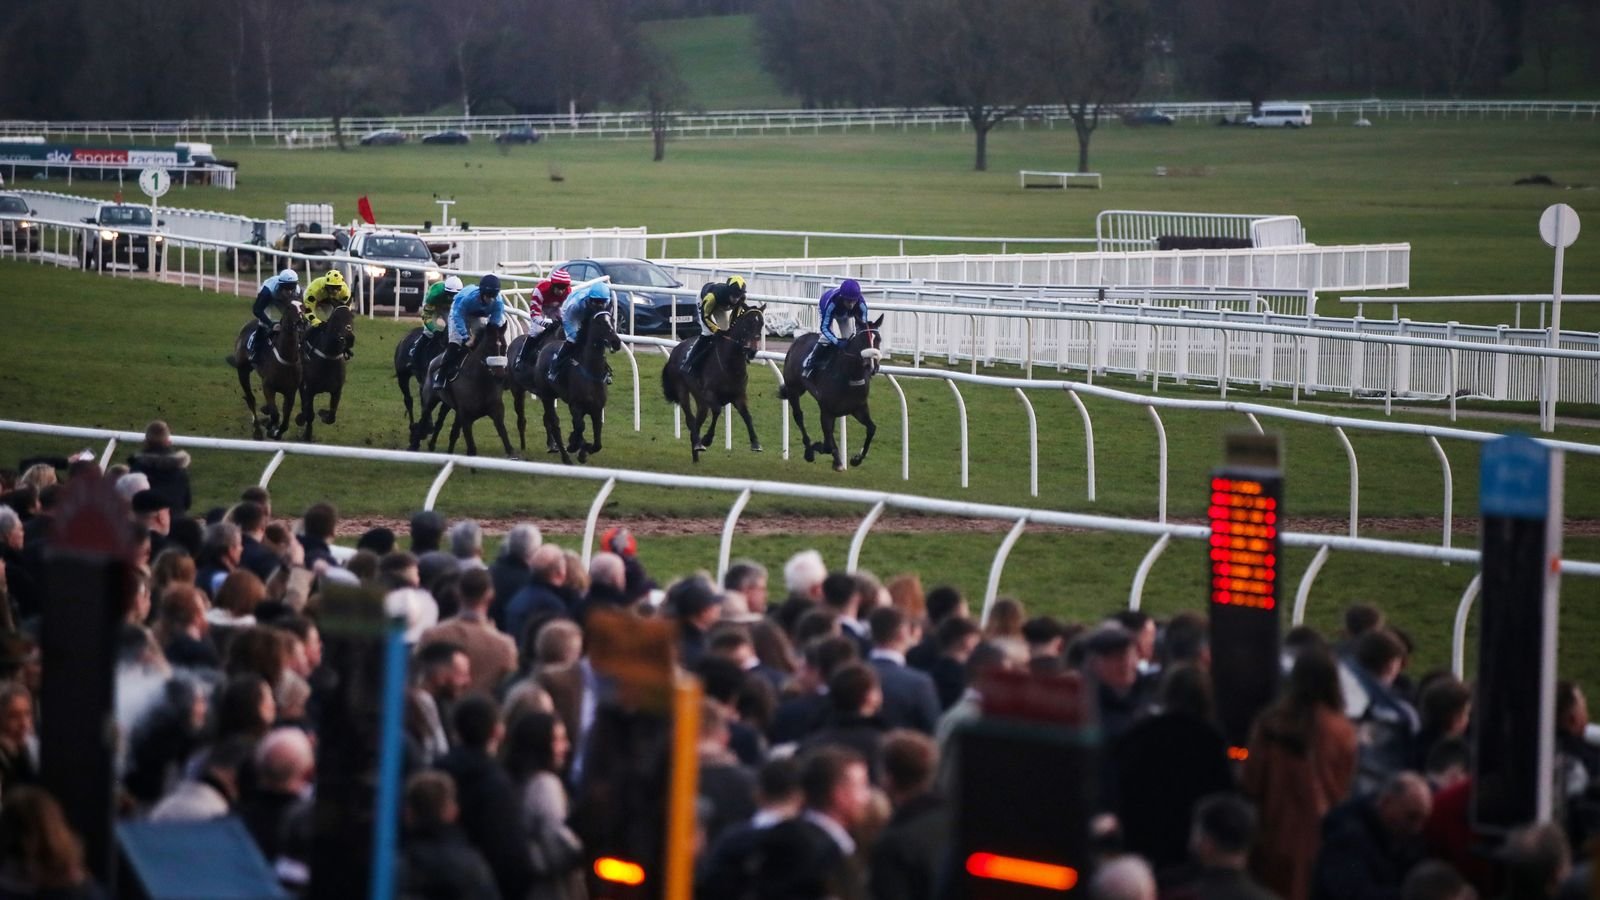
[426,270,442,282]
[100,229,117,241]
[364,265,388,278]
[17,221,31,230]
[153,235,164,242]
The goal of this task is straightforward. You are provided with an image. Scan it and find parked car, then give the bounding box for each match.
[1122,109,1175,126]
[342,231,442,311]
[558,258,698,336]
[494,126,543,145]
[75,203,164,271]
[0,193,41,253]
[359,129,407,146]
[421,130,470,145]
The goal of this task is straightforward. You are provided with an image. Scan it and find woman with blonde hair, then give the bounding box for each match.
[16,464,56,493]
[982,597,1029,665]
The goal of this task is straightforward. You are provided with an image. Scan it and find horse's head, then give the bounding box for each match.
[589,310,622,353]
[327,305,355,350]
[845,315,887,380]
[477,322,510,376]
[729,304,766,350]
[282,300,308,337]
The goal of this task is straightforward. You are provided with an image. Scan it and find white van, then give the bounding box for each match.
[1247,103,1312,128]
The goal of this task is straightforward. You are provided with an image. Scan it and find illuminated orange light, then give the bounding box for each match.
[966,853,1079,891]
[594,857,646,886]
[1227,746,1249,761]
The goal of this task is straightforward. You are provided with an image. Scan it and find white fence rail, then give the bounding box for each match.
[1343,294,1600,330]
[1095,211,1307,250]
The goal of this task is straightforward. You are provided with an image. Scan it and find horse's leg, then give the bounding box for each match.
[586,407,603,457]
[703,403,721,448]
[300,386,316,442]
[735,395,763,452]
[490,408,516,458]
[320,380,342,424]
[788,394,817,463]
[398,371,415,430]
[512,387,527,452]
[565,404,586,456]
[281,382,299,441]
[849,407,877,468]
[428,401,450,452]
[541,397,571,465]
[686,397,707,458]
[820,413,844,472]
[461,416,479,457]
[237,365,262,440]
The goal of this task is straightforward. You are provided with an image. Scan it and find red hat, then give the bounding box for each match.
[549,267,572,286]
[600,526,636,557]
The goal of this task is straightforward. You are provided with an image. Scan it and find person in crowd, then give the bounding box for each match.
[751,747,873,899]
[1340,603,1386,654]
[194,521,242,600]
[489,523,541,626]
[1556,681,1599,788]
[1348,629,1421,793]
[709,625,777,691]
[155,584,219,670]
[982,597,1028,665]
[449,519,486,571]
[928,616,982,711]
[149,737,254,823]
[725,560,770,617]
[869,730,947,900]
[437,274,507,389]
[802,278,870,383]
[1497,821,1570,900]
[574,552,628,625]
[821,572,870,654]
[1114,664,1235,874]
[411,642,470,764]
[769,636,859,747]
[1399,861,1475,900]
[379,551,422,591]
[209,574,268,657]
[536,646,600,786]
[1083,624,1150,743]
[0,786,105,899]
[1092,855,1158,900]
[935,642,1011,758]
[356,526,395,556]
[505,544,570,647]
[1413,676,1472,770]
[131,489,172,560]
[775,549,828,635]
[501,710,586,899]
[669,576,725,670]
[885,573,924,624]
[802,663,888,783]
[0,681,36,791]
[698,757,803,898]
[906,585,966,671]
[866,606,941,734]
[150,547,196,597]
[1311,771,1432,899]
[1243,648,1358,900]
[238,728,315,863]
[1112,610,1158,674]
[597,526,655,604]
[297,503,338,570]
[436,694,536,900]
[695,656,765,767]
[228,501,279,583]
[398,770,499,900]
[0,506,33,629]
[696,699,759,845]
[1022,615,1066,674]
[749,619,798,684]
[126,420,192,517]
[795,608,842,646]
[1163,792,1280,900]
[421,568,517,697]
[409,510,446,555]
[683,274,750,377]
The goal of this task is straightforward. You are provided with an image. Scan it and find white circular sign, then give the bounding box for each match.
[1539,203,1580,249]
[138,167,170,200]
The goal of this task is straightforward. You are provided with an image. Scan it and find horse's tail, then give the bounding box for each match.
[659,358,676,404]
[776,383,790,401]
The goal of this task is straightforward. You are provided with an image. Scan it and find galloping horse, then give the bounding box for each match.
[230,302,307,441]
[298,304,354,442]
[520,310,621,465]
[409,322,515,457]
[504,323,564,454]
[394,327,447,431]
[660,305,766,463]
[778,315,886,471]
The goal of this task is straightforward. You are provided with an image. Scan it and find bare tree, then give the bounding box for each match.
[1401,0,1503,94]
[1027,0,1150,173]
[1524,0,1578,90]
[910,0,1037,171]
[635,42,688,161]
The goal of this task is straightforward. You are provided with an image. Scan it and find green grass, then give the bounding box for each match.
[642,15,794,111]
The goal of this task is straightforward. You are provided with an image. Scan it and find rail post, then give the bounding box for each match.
[1015,388,1039,498]
[1334,426,1359,537]
[581,477,617,567]
[1128,534,1172,611]
[717,488,753,582]
[1451,574,1482,679]
[1146,405,1167,523]
[980,518,1029,625]
[946,378,969,489]
[1292,544,1332,626]
[1065,389,1097,502]
[423,460,456,511]
[846,501,887,573]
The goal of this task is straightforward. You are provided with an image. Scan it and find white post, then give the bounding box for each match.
[1538,205,1579,432]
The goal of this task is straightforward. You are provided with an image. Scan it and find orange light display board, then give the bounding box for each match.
[1208,476,1280,610]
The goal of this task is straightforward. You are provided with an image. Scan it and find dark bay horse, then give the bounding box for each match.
[230,302,306,441]
[297,304,354,442]
[523,310,621,465]
[660,305,766,463]
[409,322,515,457]
[778,315,886,471]
[394,327,447,431]
[505,323,564,454]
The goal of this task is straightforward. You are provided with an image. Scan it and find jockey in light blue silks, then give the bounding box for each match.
[548,281,614,383]
[433,273,506,388]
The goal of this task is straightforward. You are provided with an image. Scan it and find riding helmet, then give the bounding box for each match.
[324,269,345,287]
[836,278,862,302]
[727,275,747,299]
[443,275,464,293]
[278,268,299,285]
[549,267,572,287]
[479,273,501,296]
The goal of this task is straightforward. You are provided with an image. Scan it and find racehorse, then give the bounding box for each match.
[505,323,564,454]
[394,327,447,432]
[660,305,766,463]
[777,315,886,471]
[297,304,354,442]
[230,302,307,441]
[521,310,621,465]
[409,322,516,457]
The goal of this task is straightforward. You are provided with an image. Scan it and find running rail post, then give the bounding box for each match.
[97,438,118,472]
[581,476,617,568]
[1244,412,1265,435]
[1292,544,1332,626]
[1066,388,1097,502]
[259,449,287,488]
[1128,533,1172,611]
[886,374,910,481]
[767,360,788,460]
[620,342,640,431]
[1334,426,1359,537]
[1452,574,1482,679]
[846,501,887,573]
[1428,436,1454,550]
[423,460,456,511]
[1146,405,1168,523]
[1015,388,1039,497]
[717,488,753,582]
[725,404,734,451]
[946,378,969,488]
[981,518,1029,625]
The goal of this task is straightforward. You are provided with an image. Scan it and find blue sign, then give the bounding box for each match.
[1480,434,1550,520]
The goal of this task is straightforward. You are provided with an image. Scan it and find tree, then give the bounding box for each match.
[910,0,1038,171]
[1400,0,1503,94]
[634,43,689,161]
[1027,0,1150,173]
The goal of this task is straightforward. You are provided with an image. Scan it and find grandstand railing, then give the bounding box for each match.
[1,416,1594,679]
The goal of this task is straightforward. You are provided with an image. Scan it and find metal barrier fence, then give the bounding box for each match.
[1343,294,1600,330]
[1094,211,1307,250]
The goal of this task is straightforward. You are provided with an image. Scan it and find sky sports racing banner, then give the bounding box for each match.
[0,143,188,166]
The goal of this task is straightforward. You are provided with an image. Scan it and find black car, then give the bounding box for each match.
[559,258,697,336]
[75,203,164,271]
[1122,109,1175,126]
[359,129,407,146]
[494,126,543,145]
[343,231,442,312]
[421,130,470,145]
[0,194,41,253]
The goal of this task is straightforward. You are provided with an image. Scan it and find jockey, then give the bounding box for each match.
[420,275,465,343]
[682,275,748,377]
[248,268,301,352]
[529,266,572,336]
[304,270,354,358]
[434,274,506,389]
[548,281,613,383]
[802,278,869,381]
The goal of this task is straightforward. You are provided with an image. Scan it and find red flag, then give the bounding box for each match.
[357,195,376,226]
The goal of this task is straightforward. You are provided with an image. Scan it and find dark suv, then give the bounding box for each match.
[0,194,40,253]
[76,203,164,271]
[342,230,441,311]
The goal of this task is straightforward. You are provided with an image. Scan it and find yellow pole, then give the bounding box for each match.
[663,676,702,900]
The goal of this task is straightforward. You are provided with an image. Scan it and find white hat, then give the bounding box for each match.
[443,275,464,292]
[278,268,300,285]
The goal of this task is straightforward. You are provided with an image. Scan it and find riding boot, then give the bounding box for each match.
[682,336,710,376]
[547,342,572,383]
[802,342,828,382]
[434,342,466,389]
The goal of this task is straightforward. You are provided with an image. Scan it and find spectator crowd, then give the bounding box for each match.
[0,420,1595,899]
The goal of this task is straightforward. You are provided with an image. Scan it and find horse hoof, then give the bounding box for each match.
[850,454,865,467]
[803,448,816,463]
[692,443,706,452]
[295,413,309,425]
[750,443,763,452]
[577,450,589,463]
[320,411,336,424]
